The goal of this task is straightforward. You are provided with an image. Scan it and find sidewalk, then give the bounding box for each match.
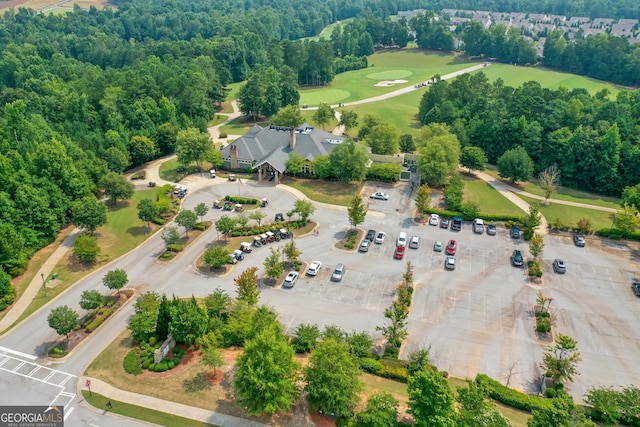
[83,377,269,427]
[0,228,82,334]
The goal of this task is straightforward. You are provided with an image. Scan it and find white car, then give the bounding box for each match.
[409,235,420,249]
[370,192,389,200]
[307,261,322,276]
[374,231,386,244]
[429,214,440,226]
[397,232,407,247]
[445,256,456,270]
[283,271,299,288]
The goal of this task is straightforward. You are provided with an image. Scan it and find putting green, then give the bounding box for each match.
[366,70,412,80]
[299,88,351,106]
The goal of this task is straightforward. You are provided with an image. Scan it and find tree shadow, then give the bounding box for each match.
[127,226,148,237]
[183,371,212,392]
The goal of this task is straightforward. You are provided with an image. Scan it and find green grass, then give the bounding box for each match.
[483,167,621,209]
[282,178,362,206]
[518,194,614,231]
[159,158,182,182]
[299,50,479,107]
[13,189,161,326]
[218,117,269,137]
[463,176,526,216]
[82,391,215,427]
[473,63,621,97]
[302,18,355,41]
[224,81,243,102]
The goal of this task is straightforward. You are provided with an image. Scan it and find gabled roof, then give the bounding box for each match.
[222,123,345,171]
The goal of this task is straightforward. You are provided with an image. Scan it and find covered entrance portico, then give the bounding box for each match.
[256,161,284,184]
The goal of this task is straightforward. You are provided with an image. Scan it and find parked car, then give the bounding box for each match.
[511,250,524,267]
[359,240,371,252]
[397,232,407,247]
[409,235,420,249]
[375,232,386,244]
[366,229,376,241]
[632,280,640,297]
[275,213,284,222]
[440,218,450,229]
[553,259,566,274]
[446,240,457,255]
[283,271,299,288]
[451,216,462,231]
[408,164,417,172]
[473,218,484,234]
[573,234,586,247]
[445,256,456,270]
[370,192,389,200]
[331,264,345,282]
[429,214,440,226]
[487,224,497,235]
[394,246,406,260]
[510,227,520,239]
[307,261,322,276]
[434,241,443,252]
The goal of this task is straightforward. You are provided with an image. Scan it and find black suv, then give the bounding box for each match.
[451,216,462,231]
[511,250,524,267]
[366,229,376,241]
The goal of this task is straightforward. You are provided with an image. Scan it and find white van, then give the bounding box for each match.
[397,232,407,247]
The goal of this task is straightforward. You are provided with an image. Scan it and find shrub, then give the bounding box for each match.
[360,358,382,374]
[168,360,175,369]
[383,346,399,358]
[166,244,184,253]
[475,374,552,413]
[148,181,156,187]
[148,363,157,371]
[377,364,409,383]
[123,349,143,375]
[85,307,115,333]
[545,387,557,398]
[440,371,449,378]
[159,252,176,260]
[219,132,228,138]
[156,363,168,372]
[151,217,166,225]
[224,195,258,205]
[193,222,209,231]
[141,359,151,369]
[148,336,157,346]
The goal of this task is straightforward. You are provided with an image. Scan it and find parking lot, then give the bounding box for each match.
[175,180,640,400]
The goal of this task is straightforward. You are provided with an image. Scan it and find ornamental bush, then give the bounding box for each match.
[123,349,143,375]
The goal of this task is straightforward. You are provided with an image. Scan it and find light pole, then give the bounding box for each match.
[41,273,46,297]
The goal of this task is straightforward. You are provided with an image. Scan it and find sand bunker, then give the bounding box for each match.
[374,80,408,87]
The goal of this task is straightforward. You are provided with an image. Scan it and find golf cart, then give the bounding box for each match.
[261,198,268,208]
[213,200,221,209]
[253,236,262,247]
[228,174,236,182]
[209,169,216,178]
[234,204,244,212]
[223,201,233,211]
[240,242,253,253]
[275,213,284,222]
[233,250,245,261]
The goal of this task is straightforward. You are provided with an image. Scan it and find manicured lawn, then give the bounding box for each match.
[282,178,363,206]
[473,63,621,97]
[299,49,479,107]
[159,158,182,182]
[82,391,215,427]
[463,175,527,216]
[302,18,355,41]
[218,117,269,137]
[518,194,614,231]
[14,189,161,325]
[483,167,621,209]
[224,81,243,102]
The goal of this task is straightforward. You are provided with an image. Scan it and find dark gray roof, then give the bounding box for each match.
[223,123,345,172]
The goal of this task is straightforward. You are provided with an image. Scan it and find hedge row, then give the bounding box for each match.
[193,222,210,231]
[166,244,183,252]
[596,228,640,241]
[86,307,115,333]
[224,195,258,205]
[422,207,521,223]
[475,374,552,413]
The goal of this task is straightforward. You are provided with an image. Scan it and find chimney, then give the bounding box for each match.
[230,145,238,169]
[290,128,296,150]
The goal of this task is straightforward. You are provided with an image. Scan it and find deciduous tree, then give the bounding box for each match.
[497,146,534,183]
[407,367,457,427]
[456,379,510,427]
[102,268,128,295]
[194,202,209,223]
[203,246,230,269]
[137,198,159,229]
[235,327,301,415]
[215,215,236,241]
[73,233,100,263]
[313,102,334,130]
[528,390,595,427]
[347,195,367,230]
[47,305,79,343]
[415,123,461,187]
[329,140,369,184]
[270,105,303,128]
[249,211,266,227]
[129,135,157,166]
[539,164,561,202]
[176,128,211,170]
[415,184,431,215]
[293,199,315,222]
[71,196,107,235]
[529,233,544,260]
[399,134,416,153]
[264,248,284,281]
[79,290,104,315]
[198,332,224,378]
[365,122,399,155]
[353,392,399,427]
[460,146,488,173]
[621,183,640,210]
[338,110,358,135]
[292,323,321,353]
[169,297,208,345]
[614,204,640,237]
[128,291,161,344]
[283,240,301,262]
[286,152,305,176]
[540,334,582,385]
[161,226,180,250]
[234,267,260,306]
[304,339,362,416]
[175,209,197,237]
[99,172,135,204]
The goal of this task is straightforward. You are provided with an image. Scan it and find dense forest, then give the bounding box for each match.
[419,73,640,196]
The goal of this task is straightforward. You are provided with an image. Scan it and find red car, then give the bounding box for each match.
[394,245,405,259]
[446,240,457,255]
